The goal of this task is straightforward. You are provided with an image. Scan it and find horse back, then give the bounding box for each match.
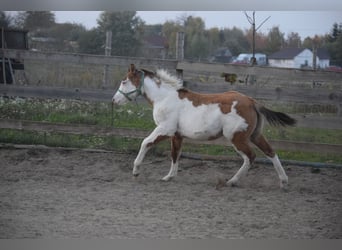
[177,88,256,114]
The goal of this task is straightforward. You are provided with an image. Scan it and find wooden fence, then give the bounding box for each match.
[0,49,341,154]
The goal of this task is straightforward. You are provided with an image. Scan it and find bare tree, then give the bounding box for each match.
[244,11,270,64]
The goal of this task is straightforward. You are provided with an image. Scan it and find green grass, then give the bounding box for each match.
[0,98,155,129]
[0,97,341,164]
[264,126,342,144]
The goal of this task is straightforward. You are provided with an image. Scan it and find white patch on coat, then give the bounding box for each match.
[222,101,249,141]
[176,100,248,141]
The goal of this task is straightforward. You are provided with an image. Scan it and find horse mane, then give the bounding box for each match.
[155,69,183,90]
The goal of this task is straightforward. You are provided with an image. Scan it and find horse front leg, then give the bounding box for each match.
[133,127,169,177]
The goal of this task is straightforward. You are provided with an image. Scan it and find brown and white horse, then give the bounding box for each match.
[112,64,296,188]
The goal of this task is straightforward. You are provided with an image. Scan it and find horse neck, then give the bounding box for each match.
[143,77,176,104]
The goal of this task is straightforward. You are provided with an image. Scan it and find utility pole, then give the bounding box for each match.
[176,31,185,61]
[312,45,317,70]
[244,11,270,65]
[102,30,112,89]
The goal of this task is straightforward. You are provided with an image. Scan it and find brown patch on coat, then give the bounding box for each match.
[207,131,223,140]
[126,64,142,88]
[146,135,169,148]
[171,132,183,163]
[177,88,256,115]
[126,65,161,93]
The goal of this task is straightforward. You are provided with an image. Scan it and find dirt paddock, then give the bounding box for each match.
[0,147,341,238]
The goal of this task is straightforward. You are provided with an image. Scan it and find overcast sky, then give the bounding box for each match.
[53,11,342,39]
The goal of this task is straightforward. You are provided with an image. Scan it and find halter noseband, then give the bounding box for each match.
[118,71,145,101]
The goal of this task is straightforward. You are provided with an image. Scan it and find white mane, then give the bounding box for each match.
[155,69,183,90]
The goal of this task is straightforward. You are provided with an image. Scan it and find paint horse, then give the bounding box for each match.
[112,64,296,188]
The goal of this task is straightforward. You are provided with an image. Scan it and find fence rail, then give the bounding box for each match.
[3,48,342,84]
[177,61,342,83]
[2,49,177,70]
[0,119,341,154]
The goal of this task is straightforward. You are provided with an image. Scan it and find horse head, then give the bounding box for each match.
[112,64,145,105]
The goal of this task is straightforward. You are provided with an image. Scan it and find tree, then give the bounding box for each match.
[285,32,302,48]
[266,26,285,54]
[77,28,103,54]
[329,22,342,42]
[162,20,183,58]
[183,16,208,60]
[45,23,87,52]
[303,35,326,50]
[47,23,86,41]
[219,27,249,56]
[206,27,220,55]
[326,22,342,66]
[14,11,55,30]
[0,11,13,28]
[97,11,144,56]
[245,28,268,53]
[328,35,342,66]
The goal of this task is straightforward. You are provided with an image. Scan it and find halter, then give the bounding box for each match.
[118,71,145,101]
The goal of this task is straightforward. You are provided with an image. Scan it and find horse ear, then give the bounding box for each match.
[141,68,155,77]
[129,64,136,72]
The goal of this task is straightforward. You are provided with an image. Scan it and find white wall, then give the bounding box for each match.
[269,59,294,68]
[293,49,313,68]
[317,58,330,69]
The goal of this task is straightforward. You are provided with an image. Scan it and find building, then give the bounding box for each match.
[316,48,330,69]
[268,48,330,69]
[210,47,233,63]
[142,35,169,59]
[268,48,313,69]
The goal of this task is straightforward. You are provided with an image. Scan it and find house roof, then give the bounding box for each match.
[268,48,307,59]
[144,35,168,49]
[317,48,330,60]
[214,47,232,57]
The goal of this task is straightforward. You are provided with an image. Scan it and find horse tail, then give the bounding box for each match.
[257,106,296,127]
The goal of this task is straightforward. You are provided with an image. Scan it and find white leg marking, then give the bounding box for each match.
[132,126,168,176]
[227,150,250,186]
[162,162,179,181]
[268,154,288,188]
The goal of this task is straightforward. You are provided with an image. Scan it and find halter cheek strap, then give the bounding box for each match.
[118,71,145,101]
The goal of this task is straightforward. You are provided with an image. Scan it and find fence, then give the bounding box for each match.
[0,49,342,155]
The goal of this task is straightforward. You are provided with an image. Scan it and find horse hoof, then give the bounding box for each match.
[161,176,173,181]
[215,177,228,190]
[133,173,139,177]
[280,180,289,191]
[226,178,238,187]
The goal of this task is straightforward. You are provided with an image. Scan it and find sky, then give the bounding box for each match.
[52,11,342,39]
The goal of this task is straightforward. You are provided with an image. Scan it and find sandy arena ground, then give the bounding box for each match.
[0,147,341,238]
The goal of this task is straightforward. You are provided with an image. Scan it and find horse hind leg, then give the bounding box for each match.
[227,133,256,187]
[162,134,183,181]
[251,134,288,189]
